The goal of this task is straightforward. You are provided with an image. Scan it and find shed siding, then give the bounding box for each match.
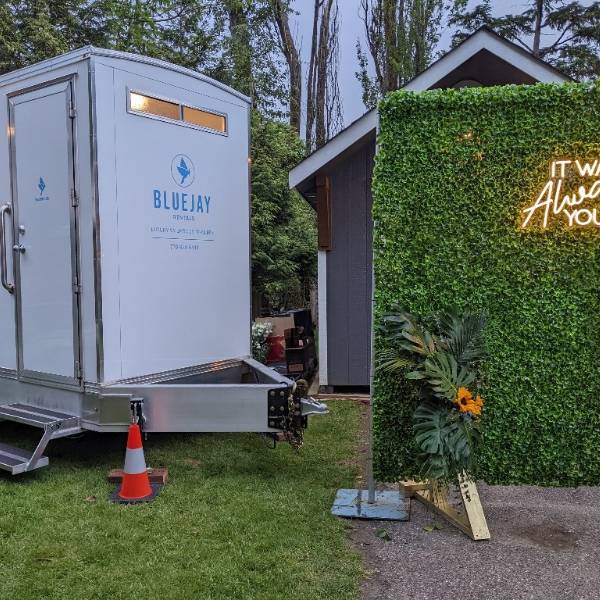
[326,141,375,386]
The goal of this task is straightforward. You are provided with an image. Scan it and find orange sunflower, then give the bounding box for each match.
[453,387,484,417]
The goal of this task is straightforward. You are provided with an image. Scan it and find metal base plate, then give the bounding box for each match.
[110,483,162,505]
[332,488,410,521]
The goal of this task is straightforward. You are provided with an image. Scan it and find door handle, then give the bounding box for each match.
[0,203,14,294]
[12,244,25,254]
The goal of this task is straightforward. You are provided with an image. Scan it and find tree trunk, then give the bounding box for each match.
[306,0,321,148]
[324,0,342,140]
[225,0,253,99]
[412,0,436,77]
[382,0,398,92]
[271,0,302,133]
[315,0,334,149]
[358,0,443,103]
[532,0,543,56]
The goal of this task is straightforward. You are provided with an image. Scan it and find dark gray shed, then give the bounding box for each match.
[289,27,570,391]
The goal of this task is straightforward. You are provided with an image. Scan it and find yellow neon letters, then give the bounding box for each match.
[521,159,600,229]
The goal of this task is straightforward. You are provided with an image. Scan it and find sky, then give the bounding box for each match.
[289,0,594,127]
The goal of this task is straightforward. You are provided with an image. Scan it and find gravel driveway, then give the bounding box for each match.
[351,484,600,600]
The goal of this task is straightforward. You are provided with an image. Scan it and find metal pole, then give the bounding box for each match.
[366,112,382,505]
[366,218,377,504]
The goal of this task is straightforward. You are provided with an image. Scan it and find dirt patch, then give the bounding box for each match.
[517,522,579,551]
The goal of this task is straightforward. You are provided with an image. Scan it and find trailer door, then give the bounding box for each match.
[9,79,81,387]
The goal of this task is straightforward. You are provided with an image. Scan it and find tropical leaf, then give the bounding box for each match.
[381,308,439,358]
[376,346,415,375]
[438,310,487,367]
[413,401,480,480]
[381,307,486,480]
[405,370,426,380]
[423,352,475,401]
[413,402,453,456]
[413,402,454,479]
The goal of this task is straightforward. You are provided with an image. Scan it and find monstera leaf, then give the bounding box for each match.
[413,401,480,480]
[413,402,454,456]
[423,352,475,402]
[381,307,486,480]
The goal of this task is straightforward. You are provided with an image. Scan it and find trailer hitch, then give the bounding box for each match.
[300,397,328,417]
[293,379,328,418]
[130,398,146,432]
[267,380,328,450]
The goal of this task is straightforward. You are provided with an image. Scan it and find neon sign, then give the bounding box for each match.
[521,159,600,229]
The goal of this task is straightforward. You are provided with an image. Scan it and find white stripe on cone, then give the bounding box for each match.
[123,447,147,474]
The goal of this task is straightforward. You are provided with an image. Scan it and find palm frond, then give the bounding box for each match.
[381,308,439,358]
[376,346,415,375]
[438,309,487,367]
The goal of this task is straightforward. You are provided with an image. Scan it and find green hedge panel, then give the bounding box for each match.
[372,82,600,486]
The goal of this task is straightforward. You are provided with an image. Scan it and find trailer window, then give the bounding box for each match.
[128,91,228,135]
[129,92,180,120]
[183,106,226,133]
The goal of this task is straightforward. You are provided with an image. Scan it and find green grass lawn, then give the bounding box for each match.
[0,400,363,600]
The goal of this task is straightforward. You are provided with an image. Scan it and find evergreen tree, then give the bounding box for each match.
[450,0,600,79]
[209,0,287,118]
[0,1,223,75]
[250,111,316,310]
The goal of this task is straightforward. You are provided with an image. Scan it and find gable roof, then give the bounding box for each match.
[290,26,571,192]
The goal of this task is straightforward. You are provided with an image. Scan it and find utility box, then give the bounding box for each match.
[0,48,326,474]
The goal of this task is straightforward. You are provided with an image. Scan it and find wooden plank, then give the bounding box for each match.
[399,480,430,497]
[108,467,168,485]
[458,474,491,540]
[316,174,331,250]
[415,489,474,538]
[410,475,491,541]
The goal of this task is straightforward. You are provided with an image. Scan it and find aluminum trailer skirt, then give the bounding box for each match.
[83,357,307,433]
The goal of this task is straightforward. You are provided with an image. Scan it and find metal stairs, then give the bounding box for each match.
[0,403,81,475]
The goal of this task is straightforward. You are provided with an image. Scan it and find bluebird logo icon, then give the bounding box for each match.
[35,177,49,202]
[177,158,190,184]
[154,154,211,217]
[171,154,195,188]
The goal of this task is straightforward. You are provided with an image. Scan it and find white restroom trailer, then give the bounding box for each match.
[0,48,325,475]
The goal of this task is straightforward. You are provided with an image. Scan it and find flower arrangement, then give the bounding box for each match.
[380,309,486,481]
[251,321,273,364]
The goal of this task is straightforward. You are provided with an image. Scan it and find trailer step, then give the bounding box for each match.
[0,403,81,475]
[0,442,49,475]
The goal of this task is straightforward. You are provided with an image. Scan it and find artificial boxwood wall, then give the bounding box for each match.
[372,82,600,486]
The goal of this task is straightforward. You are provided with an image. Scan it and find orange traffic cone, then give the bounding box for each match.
[111,423,160,504]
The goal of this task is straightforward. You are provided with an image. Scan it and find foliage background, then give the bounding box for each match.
[251,112,317,309]
[372,82,600,485]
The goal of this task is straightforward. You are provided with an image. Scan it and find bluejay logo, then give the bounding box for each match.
[153,153,211,217]
[35,177,49,202]
[171,154,195,188]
